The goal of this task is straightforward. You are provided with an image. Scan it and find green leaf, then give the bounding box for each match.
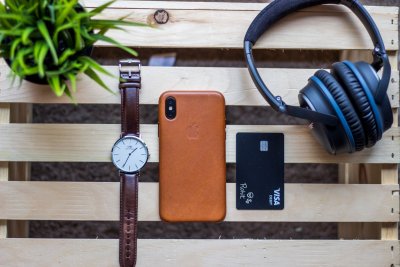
[79,56,115,77]
[53,22,75,44]
[21,27,35,45]
[34,42,42,61]
[89,0,115,16]
[47,75,65,97]
[73,25,83,50]
[89,19,148,28]
[37,44,49,77]
[37,20,58,65]
[0,13,30,23]
[90,34,138,56]
[10,38,21,59]
[0,29,23,37]
[56,0,78,26]
[45,63,76,76]
[5,0,20,13]
[47,4,56,24]
[84,67,113,93]
[0,4,12,29]
[22,66,39,76]
[73,11,95,22]
[15,47,33,71]
[96,26,123,37]
[65,73,77,93]
[25,2,39,14]
[62,85,77,104]
[59,48,75,64]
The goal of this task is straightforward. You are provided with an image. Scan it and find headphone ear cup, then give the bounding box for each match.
[333,61,393,143]
[298,76,347,154]
[332,61,378,147]
[352,61,393,133]
[298,70,365,154]
[313,70,365,152]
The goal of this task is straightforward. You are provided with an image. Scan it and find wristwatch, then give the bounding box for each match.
[111,59,149,267]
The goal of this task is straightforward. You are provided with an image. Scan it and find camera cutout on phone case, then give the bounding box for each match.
[165,96,176,119]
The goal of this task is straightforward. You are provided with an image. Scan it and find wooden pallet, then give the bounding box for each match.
[0,1,399,266]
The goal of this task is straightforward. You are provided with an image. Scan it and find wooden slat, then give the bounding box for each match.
[0,238,398,267]
[0,182,398,222]
[0,162,8,238]
[0,124,398,164]
[1,66,399,107]
[338,163,382,239]
[81,2,398,50]
[380,164,399,240]
[0,103,10,238]
[381,48,399,241]
[338,50,400,240]
[7,104,32,238]
[86,1,396,12]
[0,103,10,123]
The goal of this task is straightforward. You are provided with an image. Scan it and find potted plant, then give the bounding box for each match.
[0,0,146,99]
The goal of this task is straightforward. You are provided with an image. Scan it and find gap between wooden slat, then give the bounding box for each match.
[0,239,398,267]
[0,124,397,164]
[1,66,399,106]
[0,182,397,222]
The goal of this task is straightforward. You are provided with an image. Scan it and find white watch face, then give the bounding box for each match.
[111,136,149,173]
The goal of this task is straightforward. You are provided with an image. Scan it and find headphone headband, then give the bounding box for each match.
[244,0,391,124]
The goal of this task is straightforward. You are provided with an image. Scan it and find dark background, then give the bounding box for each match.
[29,0,399,240]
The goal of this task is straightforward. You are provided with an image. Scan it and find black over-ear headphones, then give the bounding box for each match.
[244,0,393,154]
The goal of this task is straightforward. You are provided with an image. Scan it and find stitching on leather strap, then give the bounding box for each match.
[133,174,139,265]
[119,174,124,266]
[136,88,139,135]
[120,89,126,136]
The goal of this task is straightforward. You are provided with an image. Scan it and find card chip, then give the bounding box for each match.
[260,140,268,151]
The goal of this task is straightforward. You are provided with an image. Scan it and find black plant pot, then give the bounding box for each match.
[4,4,93,85]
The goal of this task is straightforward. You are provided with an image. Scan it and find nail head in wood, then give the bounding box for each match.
[154,10,169,24]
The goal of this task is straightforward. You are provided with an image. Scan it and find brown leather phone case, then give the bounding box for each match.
[159,91,226,222]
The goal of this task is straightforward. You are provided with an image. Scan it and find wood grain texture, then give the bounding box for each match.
[0,238,398,267]
[380,50,398,241]
[0,182,398,222]
[1,66,399,106]
[0,103,10,238]
[79,2,399,50]
[337,51,399,241]
[83,1,396,12]
[0,162,8,238]
[381,164,399,240]
[0,124,398,164]
[7,104,32,238]
[0,103,10,123]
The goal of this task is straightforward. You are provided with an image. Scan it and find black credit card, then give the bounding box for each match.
[236,133,284,210]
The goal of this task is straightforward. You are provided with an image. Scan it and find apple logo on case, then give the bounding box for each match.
[186,123,200,140]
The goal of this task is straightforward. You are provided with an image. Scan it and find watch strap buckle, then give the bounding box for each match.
[119,59,141,85]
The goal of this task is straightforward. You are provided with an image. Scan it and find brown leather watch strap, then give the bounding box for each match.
[119,173,138,267]
[120,86,140,137]
[119,60,141,137]
[118,59,141,267]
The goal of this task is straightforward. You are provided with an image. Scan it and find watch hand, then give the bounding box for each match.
[122,148,138,168]
[122,154,131,168]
